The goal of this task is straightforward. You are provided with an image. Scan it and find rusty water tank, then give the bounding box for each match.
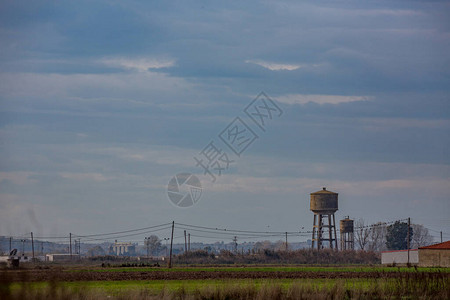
[340,217,354,233]
[310,187,338,214]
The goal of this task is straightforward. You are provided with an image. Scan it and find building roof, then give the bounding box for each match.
[419,241,450,250]
[311,187,338,195]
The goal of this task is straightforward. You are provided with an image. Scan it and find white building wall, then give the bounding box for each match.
[381,249,418,265]
[112,243,135,256]
[45,254,72,262]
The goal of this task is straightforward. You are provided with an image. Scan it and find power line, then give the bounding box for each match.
[174,226,293,237]
[4,218,412,245]
[188,233,307,241]
[175,222,310,235]
[76,226,173,242]
[186,232,286,239]
[176,219,405,236]
[73,222,172,238]
[428,228,449,235]
[10,233,33,239]
[33,236,70,239]
[175,222,303,234]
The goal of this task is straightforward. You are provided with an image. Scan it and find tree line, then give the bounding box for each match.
[355,220,433,251]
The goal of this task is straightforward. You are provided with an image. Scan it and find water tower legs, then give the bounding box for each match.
[312,213,337,250]
[339,217,354,250]
[312,214,317,249]
[340,231,354,250]
[333,214,337,249]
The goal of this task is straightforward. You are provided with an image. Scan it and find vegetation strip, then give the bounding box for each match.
[2,275,449,299]
[66,266,449,273]
[4,268,449,282]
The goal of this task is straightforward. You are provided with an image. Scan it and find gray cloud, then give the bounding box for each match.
[0,0,449,239]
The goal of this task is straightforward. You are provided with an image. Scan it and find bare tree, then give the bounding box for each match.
[144,235,162,256]
[273,240,286,251]
[86,245,105,257]
[355,218,370,250]
[368,222,387,252]
[411,224,433,248]
[253,240,273,251]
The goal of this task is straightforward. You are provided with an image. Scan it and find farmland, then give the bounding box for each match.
[1,264,449,299]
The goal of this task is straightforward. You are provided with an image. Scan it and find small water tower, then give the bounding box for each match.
[340,217,354,250]
[310,187,338,250]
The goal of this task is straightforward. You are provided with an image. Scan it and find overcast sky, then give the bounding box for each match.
[0,0,449,244]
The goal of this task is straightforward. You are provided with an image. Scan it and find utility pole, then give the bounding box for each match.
[233,236,237,253]
[407,217,410,266]
[9,237,12,253]
[169,221,174,268]
[285,232,288,251]
[69,233,72,260]
[441,231,443,243]
[184,230,187,253]
[188,233,190,252]
[76,239,81,257]
[31,232,35,262]
[145,237,149,258]
[21,239,26,256]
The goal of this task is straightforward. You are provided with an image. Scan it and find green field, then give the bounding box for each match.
[68,265,450,273]
[2,265,449,299]
[7,278,403,293]
[5,276,449,299]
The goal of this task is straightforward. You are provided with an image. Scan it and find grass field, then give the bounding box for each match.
[5,277,419,294]
[67,265,450,273]
[8,278,357,292]
[2,265,449,299]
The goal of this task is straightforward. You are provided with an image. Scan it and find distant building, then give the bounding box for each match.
[381,249,419,265]
[110,241,136,256]
[46,254,73,262]
[418,241,450,267]
[381,240,450,267]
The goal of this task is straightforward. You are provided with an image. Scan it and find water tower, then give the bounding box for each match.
[310,187,338,250]
[340,217,354,250]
